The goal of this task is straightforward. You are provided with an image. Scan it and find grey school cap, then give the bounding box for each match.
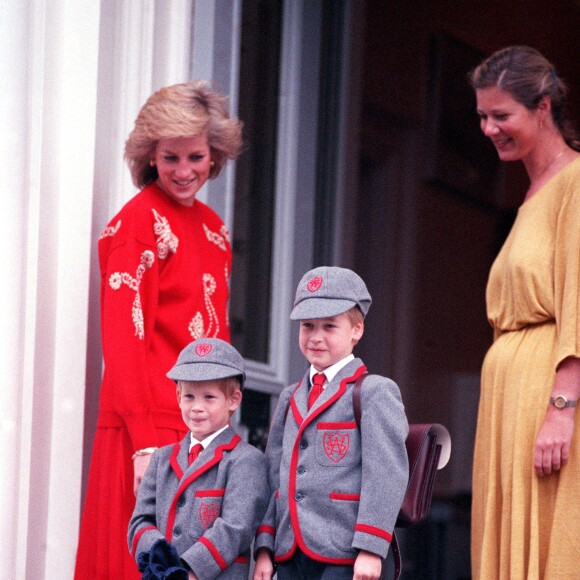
[290,266,372,320]
[167,338,245,386]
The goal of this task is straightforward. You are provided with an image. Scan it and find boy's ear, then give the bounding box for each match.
[228,388,243,412]
[352,320,364,342]
[175,383,181,404]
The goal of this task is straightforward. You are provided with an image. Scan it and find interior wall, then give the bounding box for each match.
[363,0,580,131]
[355,0,580,495]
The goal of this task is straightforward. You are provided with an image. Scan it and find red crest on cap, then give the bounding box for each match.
[307,276,323,293]
[195,343,213,357]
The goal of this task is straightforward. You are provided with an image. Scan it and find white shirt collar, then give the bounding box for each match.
[189,424,229,451]
[309,354,354,386]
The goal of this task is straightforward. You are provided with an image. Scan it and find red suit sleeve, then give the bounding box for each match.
[99,214,162,450]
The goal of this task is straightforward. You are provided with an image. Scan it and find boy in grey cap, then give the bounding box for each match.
[254,267,409,580]
[128,338,269,579]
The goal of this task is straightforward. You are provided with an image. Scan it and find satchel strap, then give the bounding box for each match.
[352,373,366,428]
[390,533,401,580]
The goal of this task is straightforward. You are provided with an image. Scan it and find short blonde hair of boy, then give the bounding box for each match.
[124,80,243,188]
[177,376,242,400]
[345,305,364,326]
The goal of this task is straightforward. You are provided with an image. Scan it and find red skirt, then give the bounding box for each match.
[75,425,185,579]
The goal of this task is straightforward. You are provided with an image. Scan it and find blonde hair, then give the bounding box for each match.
[177,376,242,399]
[125,80,244,188]
[345,305,364,326]
[469,46,579,151]
[344,306,364,347]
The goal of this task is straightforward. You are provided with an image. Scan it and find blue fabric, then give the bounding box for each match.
[137,539,188,580]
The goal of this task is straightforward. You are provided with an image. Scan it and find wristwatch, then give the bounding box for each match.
[549,395,577,410]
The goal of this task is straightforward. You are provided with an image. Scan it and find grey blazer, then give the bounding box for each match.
[255,359,408,564]
[128,426,268,579]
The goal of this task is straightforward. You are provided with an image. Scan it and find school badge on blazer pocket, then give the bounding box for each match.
[199,502,220,528]
[315,422,359,466]
[194,489,224,529]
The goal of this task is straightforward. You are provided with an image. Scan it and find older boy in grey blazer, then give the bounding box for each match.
[254,267,409,580]
[128,338,269,579]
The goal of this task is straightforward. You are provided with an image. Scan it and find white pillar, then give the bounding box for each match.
[0,0,101,578]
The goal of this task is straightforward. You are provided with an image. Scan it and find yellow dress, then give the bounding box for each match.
[472,157,580,580]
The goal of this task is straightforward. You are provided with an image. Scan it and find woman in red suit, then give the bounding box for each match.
[75,81,243,579]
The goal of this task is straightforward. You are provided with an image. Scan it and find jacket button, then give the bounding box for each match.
[299,439,308,449]
[178,497,186,507]
[297,466,305,475]
[295,492,303,501]
[173,527,181,537]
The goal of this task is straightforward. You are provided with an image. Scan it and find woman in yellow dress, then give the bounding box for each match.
[469,46,580,579]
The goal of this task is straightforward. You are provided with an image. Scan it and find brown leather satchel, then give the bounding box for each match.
[352,375,451,579]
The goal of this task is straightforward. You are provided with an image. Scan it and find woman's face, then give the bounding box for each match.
[476,86,543,162]
[153,134,212,206]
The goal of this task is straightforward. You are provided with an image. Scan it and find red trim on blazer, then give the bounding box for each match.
[198,536,227,570]
[354,523,392,543]
[317,421,357,430]
[165,434,241,541]
[275,490,279,499]
[290,382,303,425]
[234,555,248,564]
[195,488,226,497]
[170,442,183,479]
[256,525,276,537]
[131,525,157,558]
[329,492,360,501]
[285,365,367,565]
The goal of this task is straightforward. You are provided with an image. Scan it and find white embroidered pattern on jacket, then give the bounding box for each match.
[203,223,230,251]
[224,261,230,285]
[152,209,178,259]
[188,274,219,339]
[99,220,121,240]
[224,261,230,329]
[109,250,155,340]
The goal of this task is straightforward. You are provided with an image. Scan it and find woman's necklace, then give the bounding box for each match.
[535,148,565,181]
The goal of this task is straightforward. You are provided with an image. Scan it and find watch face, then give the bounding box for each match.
[554,396,567,409]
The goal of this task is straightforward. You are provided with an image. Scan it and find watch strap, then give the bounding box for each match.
[550,395,577,409]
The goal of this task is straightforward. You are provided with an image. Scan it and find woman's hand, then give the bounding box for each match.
[253,548,274,580]
[353,550,382,580]
[188,571,197,580]
[534,356,579,477]
[534,408,575,476]
[133,453,153,495]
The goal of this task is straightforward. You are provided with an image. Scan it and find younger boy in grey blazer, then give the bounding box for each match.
[254,267,409,580]
[128,338,269,579]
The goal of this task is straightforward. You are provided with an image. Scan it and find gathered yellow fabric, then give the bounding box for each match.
[472,158,580,579]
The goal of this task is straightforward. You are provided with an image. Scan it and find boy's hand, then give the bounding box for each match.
[353,550,382,580]
[133,454,152,496]
[188,572,197,580]
[253,548,274,580]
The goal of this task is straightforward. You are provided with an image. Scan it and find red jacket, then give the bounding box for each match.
[97,183,232,450]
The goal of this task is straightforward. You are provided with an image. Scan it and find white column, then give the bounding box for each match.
[0,1,226,577]
[0,1,30,576]
[0,0,101,578]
